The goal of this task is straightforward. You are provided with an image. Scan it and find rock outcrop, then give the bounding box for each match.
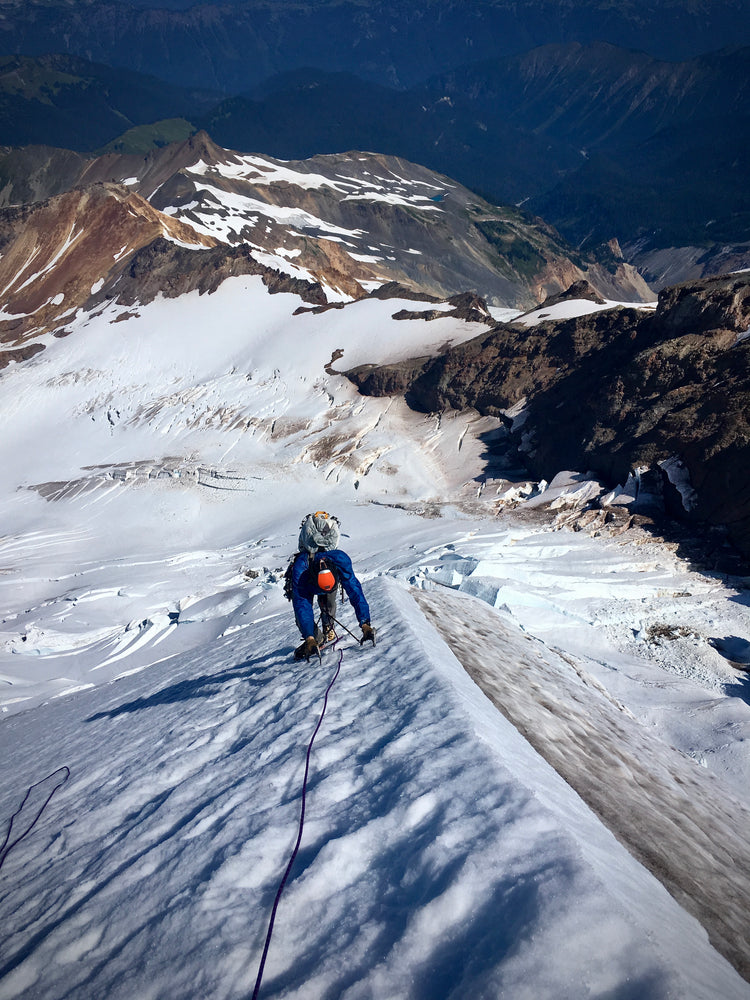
[348,274,750,560]
[0,182,218,353]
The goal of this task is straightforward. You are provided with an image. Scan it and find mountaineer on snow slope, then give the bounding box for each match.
[287,512,375,660]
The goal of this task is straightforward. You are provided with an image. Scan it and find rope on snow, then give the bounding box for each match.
[251,641,343,1000]
[0,766,70,873]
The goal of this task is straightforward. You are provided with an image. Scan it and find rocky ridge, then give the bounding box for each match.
[0,182,218,351]
[0,133,651,363]
[347,274,750,562]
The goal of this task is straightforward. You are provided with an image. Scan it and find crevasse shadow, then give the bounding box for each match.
[86,654,274,721]
[710,635,750,704]
[724,672,750,705]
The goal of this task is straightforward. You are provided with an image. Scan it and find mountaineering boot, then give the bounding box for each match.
[318,610,337,645]
[294,636,320,661]
[320,619,337,643]
[360,621,376,646]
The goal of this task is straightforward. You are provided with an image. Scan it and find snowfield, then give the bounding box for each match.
[2,578,748,1000]
[1,276,750,998]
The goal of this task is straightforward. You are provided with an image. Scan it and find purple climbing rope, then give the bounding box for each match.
[251,643,343,1000]
[0,766,70,873]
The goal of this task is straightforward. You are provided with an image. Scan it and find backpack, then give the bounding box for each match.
[282,551,341,601]
[298,511,340,554]
[283,512,342,602]
[283,556,298,601]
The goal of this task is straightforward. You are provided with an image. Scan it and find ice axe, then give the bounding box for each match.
[330,614,376,647]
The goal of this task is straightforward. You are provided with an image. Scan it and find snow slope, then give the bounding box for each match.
[1,578,748,1000]
[1,274,750,996]
[514,296,657,326]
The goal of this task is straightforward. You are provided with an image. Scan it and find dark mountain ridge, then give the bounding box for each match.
[435,43,750,152]
[2,43,748,286]
[1,0,747,92]
[0,53,219,150]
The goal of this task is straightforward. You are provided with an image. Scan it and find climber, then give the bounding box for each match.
[285,511,375,660]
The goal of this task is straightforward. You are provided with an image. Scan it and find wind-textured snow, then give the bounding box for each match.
[1,577,748,1000]
[1,260,750,997]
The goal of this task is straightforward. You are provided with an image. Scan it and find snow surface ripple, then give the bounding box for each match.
[1,579,747,999]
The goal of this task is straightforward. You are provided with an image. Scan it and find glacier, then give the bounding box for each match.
[0,165,749,997]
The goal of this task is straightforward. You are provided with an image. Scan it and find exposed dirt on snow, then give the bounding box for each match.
[414,585,750,983]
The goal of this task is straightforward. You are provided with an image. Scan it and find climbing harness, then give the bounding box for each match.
[251,642,343,1000]
[0,766,70,873]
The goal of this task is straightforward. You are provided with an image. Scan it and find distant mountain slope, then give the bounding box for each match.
[0,54,214,150]
[512,45,750,253]
[0,133,651,332]
[0,0,747,92]
[434,43,750,154]
[531,113,750,257]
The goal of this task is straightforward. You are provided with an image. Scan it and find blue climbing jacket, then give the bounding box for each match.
[291,549,370,638]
